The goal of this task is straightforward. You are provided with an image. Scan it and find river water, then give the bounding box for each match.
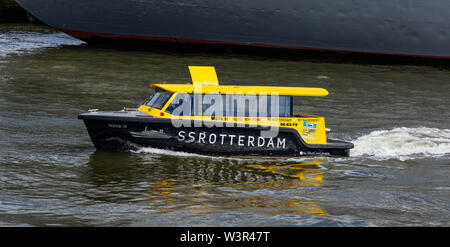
[0,24,449,226]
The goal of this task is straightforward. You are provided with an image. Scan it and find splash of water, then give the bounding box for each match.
[0,31,84,57]
[350,127,450,160]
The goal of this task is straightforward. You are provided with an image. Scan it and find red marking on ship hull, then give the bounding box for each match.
[59,28,450,60]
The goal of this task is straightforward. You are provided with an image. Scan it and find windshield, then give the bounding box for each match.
[143,91,172,109]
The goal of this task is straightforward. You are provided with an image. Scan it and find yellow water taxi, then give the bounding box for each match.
[79,66,353,156]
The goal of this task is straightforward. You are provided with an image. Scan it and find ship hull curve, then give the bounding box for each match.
[15,0,450,58]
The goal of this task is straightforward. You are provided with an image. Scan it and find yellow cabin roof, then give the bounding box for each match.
[149,66,329,97]
[151,84,328,96]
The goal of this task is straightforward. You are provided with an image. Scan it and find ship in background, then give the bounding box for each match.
[15,0,450,58]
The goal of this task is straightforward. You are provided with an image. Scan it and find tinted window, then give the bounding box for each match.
[143,91,172,109]
[277,96,293,117]
[165,93,191,116]
[165,93,293,117]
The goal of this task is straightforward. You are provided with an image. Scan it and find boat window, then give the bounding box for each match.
[166,93,293,117]
[143,91,172,109]
[165,93,223,116]
[254,95,292,117]
[165,93,191,116]
[229,95,258,117]
[277,95,293,117]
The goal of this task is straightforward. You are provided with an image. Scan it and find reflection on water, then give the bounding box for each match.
[85,151,327,217]
[245,162,323,183]
[235,162,326,216]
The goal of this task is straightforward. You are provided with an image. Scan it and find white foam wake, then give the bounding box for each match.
[132,146,313,163]
[350,127,450,160]
[0,31,85,57]
[132,146,214,159]
[133,127,450,161]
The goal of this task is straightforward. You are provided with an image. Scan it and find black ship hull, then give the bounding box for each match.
[78,111,353,157]
[15,0,450,58]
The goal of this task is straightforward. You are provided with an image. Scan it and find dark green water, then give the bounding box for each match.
[1,25,449,226]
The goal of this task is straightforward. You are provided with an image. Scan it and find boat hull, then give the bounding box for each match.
[78,111,353,156]
[15,0,450,58]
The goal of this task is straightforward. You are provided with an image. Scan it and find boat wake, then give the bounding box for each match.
[350,127,450,161]
[0,31,84,57]
[131,127,450,162]
[132,146,214,159]
[131,146,314,163]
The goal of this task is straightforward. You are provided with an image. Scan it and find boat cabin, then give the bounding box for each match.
[138,66,329,145]
[143,90,294,117]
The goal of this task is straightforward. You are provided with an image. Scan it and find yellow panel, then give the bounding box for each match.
[297,117,327,144]
[188,66,219,85]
